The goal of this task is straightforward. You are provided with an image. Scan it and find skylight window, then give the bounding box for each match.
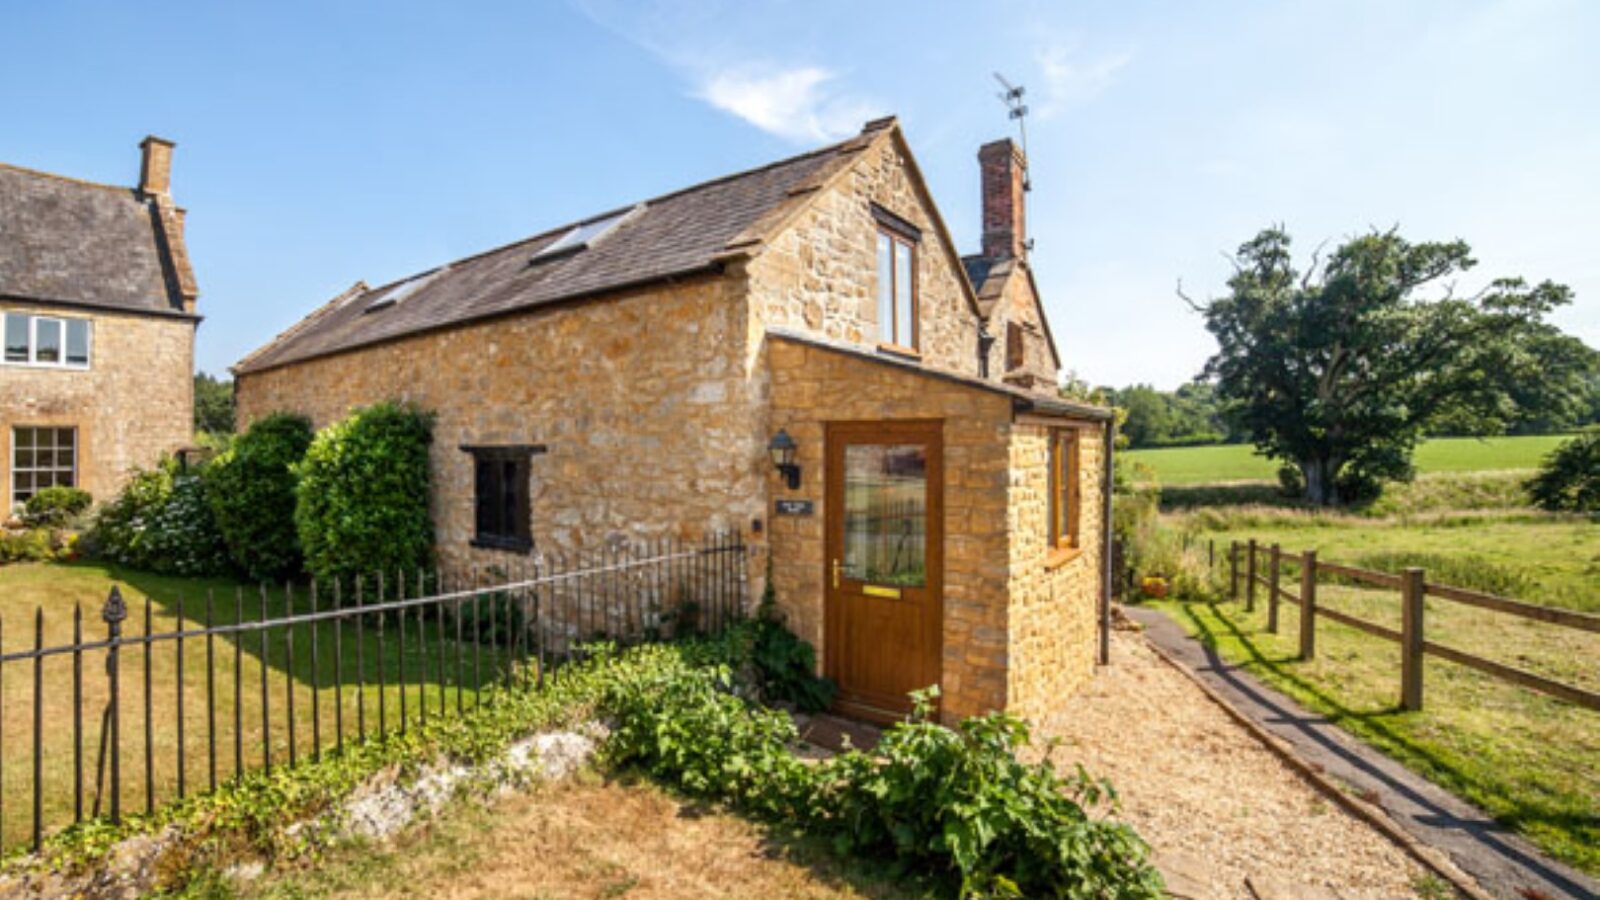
[364,268,443,313]
[531,205,640,262]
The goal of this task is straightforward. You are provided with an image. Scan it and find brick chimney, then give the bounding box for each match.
[139,135,175,197]
[979,138,1027,260]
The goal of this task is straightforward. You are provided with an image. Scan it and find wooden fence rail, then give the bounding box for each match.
[1221,539,1600,713]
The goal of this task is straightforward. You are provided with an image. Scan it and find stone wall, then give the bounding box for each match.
[747,135,984,378]
[765,336,1015,721]
[236,276,768,573]
[0,302,194,506]
[1004,420,1105,722]
[984,268,1060,390]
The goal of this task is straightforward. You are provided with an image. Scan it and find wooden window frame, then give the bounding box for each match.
[1047,429,1082,566]
[875,226,920,354]
[463,444,546,553]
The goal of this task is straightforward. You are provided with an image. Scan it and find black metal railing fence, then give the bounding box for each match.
[0,531,748,854]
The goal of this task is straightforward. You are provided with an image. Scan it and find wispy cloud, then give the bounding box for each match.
[697,64,878,143]
[572,0,880,143]
[1033,43,1132,120]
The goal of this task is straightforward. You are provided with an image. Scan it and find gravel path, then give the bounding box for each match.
[1035,626,1433,899]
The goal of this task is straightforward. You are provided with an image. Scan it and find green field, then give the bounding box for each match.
[1125,434,1573,485]
[1141,486,1600,873]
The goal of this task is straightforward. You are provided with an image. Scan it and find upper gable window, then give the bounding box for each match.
[875,228,918,352]
[3,313,91,369]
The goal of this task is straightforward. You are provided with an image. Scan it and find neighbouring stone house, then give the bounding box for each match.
[234,118,1112,724]
[1,137,200,510]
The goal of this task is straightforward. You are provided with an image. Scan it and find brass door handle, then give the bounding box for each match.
[831,559,841,589]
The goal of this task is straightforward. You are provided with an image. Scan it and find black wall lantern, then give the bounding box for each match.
[768,428,801,489]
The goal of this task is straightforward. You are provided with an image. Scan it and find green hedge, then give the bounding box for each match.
[294,401,434,582]
[206,413,314,581]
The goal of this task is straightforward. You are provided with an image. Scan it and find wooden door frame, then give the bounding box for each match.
[823,418,944,722]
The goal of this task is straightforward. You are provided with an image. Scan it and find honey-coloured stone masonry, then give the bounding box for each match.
[1,302,195,505]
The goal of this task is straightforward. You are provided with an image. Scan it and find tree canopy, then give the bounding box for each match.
[1191,226,1593,505]
[193,372,236,436]
[1101,381,1237,449]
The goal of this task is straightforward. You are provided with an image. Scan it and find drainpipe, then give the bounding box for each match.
[1099,417,1114,665]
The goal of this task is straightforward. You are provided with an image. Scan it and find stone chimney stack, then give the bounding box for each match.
[139,135,175,197]
[979,138,1027,260]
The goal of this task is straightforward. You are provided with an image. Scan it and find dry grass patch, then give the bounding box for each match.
[247,775,920,900]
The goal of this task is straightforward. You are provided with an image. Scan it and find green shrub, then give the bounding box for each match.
[88,461,230,576]
[206,412,314,581]
[1526,429,1600,513]
[294,401,434,583]
[819,692,1163,898]
[601,658,1163,898]
[0,528,64,564]
[22,486,92,528]
[733,574,837,712]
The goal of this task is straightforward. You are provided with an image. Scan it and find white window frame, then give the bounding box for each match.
[11,426,78,506]
[2,312,92,370]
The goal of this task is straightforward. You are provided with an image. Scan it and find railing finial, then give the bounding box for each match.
[102,586,128,626]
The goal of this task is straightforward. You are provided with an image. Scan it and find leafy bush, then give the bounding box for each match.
[1526,429,1600,513]
[820,691,1163,898]
[601,657,1163,898]
[88,461,230,576]
[295,401,435,583]
[732,573,837,712]
[22,486,92,528]
[206,413,314,581]
[0,528,74,564]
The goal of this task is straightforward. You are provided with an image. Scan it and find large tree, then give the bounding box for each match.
[1189,226,1588,505]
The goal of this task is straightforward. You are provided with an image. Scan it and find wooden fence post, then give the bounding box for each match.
[1267,544,1281,633]
[1245,539,1258,612]
[1401,567,1425,711]
[1208,538,1215,570]
[1299,550,1317,660]
[1229,542,1239,599]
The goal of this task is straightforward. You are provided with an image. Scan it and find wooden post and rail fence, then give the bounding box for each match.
[1211,538,1600,714]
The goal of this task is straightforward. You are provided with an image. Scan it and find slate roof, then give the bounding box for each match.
[767,327,1111,421]
[0,162,192,317]
[235,128,887,375]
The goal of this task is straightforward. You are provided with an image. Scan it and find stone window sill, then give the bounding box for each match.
[1044,546,1083,571]
[876,342,921,360]
[471,535,533,554]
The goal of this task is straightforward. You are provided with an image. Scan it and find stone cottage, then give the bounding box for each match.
[234,118,1112,724]
[1,137,200,508]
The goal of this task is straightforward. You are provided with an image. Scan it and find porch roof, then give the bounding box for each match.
[765,327,1112,422]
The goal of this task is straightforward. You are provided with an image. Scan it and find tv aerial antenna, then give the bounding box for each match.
[993,72,1032,191]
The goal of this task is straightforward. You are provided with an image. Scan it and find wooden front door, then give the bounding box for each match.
[824,420,943,722]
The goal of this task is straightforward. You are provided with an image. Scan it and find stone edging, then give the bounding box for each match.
[0,723,609,899]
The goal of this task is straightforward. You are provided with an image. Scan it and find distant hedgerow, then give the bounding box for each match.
[1525,429,1600,514]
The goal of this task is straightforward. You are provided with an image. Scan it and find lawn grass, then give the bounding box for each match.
[1125,434,1573,485]
[240,775,920,899]
[0,561,511,854]
[1143,499,1600,875]
[1147,592,1599,876]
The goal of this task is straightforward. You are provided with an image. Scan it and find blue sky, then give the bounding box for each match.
[3,0,1595,388]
